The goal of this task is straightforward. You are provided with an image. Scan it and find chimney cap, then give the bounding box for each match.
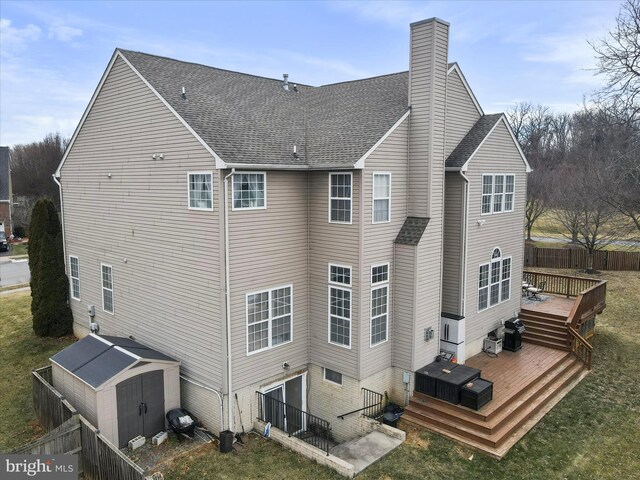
[410,17,450,28]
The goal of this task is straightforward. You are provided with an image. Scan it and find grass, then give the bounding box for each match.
[0,291,74,451]
[163,270,640,480]
[9,242,29,257]
[1,271,638,478]
[530,210,638,242]
[529,240,640,252]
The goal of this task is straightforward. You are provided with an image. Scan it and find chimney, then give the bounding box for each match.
[407,18,449,218]
[283,73,289,91]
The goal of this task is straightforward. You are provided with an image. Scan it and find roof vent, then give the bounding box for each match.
[293,84,298,92]
[181,87,186,99]
[283,74,289,91]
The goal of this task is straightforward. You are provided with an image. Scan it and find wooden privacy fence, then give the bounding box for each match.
[26,365,145,480]
[525,245,640,271]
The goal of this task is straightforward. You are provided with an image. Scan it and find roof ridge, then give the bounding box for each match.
[320,70,408,88]
[117,48,317,88]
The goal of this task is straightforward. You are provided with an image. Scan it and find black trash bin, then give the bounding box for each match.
[219,430,234,453]
[382,403,404,428]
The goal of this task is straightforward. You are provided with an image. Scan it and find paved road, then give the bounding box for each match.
[531,236,640,248]
[0,259,30,287]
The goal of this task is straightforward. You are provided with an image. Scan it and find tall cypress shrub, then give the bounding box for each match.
[29,199,73,336]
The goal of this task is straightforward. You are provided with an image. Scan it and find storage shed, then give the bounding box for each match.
[51,334,180,447]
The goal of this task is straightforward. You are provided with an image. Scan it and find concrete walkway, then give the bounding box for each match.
[0,286,30,295]
[331,430,403,475]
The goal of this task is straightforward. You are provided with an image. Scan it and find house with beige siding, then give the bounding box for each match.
[53,17,545,458]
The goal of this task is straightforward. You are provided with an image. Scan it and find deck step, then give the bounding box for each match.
[519,308,569,322]
[522,336,569,351]
[403,358,585,449]
[521,319,567,334]
[523,330,566,343]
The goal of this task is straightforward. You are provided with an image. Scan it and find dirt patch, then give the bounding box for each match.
[400,423,430,449]
[126,431,211,473]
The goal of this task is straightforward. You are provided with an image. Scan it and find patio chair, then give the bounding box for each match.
[526,281,546,301]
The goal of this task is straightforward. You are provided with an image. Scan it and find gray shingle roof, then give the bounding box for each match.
[0,147,9,201]
[119,50,409,168]
[51,334,177,389]
[395,217,430,245]
[445,114,503,169]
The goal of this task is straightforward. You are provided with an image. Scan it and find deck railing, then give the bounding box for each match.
[523,270,603,298]
[567,327,593,370]
[256,391,332,455]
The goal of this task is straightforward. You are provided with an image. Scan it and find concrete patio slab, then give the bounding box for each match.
[331,430,403,475]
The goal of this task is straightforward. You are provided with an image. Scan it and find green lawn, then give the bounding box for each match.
[8,242,29,257]
[531,210,638,242]
[0,292,74,451]
[2,271,639,478]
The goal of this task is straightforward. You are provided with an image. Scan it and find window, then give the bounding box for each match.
[233,172,266,210]
[329,287,351,347]
[329,173,352,223]
[101,264,114,314]
[478,248,512,311]
[372,173,391,223]
[329,264,351,286]
[188,172,213,210]
[324,368,343,386]
[247,285,292,354]
[69,256,80,300]
[482,174,515,215]
[371,263,389,346]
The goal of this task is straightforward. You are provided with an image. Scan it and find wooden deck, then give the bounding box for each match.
[403,343,588,458]
[521,294,575,318]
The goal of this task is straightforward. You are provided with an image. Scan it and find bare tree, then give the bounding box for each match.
[10,133,68,208]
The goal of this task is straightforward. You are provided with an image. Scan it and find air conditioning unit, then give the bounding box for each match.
[484,338,503,355]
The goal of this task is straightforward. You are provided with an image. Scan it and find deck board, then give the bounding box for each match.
[520,294,575,318]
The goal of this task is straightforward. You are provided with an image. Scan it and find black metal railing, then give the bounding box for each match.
[362,388,384,419]
[256,391,332,456]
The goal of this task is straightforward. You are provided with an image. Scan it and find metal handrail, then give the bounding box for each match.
[256,391,331,456]
[337,388,385,420]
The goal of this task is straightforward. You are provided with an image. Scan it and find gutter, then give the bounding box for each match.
[223,168,235,433]
[179,375,224,433]
[52,175,67,272]
[459,171,470,317]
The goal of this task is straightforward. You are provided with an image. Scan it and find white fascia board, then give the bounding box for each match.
[118,51,227,168]
[354,110,410,169]
[460,115,531,173]
[90,333,113,346]
[224,163,309,170]
[55,50,119,178]
[447,63,484,116]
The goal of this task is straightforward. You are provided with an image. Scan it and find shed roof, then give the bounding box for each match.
[0,147,10,201]
[395,217,430,245]
[50,334,178,389]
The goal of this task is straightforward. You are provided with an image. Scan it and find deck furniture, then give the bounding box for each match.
[526,280,546,300]
[460,378,493,410]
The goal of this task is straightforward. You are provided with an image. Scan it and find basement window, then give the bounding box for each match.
[324,368,343,386]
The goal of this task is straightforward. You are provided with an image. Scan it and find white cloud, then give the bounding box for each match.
[48,23,82,42]
[0,18,41,54]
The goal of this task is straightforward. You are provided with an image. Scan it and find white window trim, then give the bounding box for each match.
[69,255,80,301]
[328,285,352,349]
[371,262,390,286]
[477,249,512,312]
[328,263,352,287]
[328,172,353,225]
[245,284,293,356]
[371,172,392,224]
[323,368,343,387]
[101,263,114,315]
[370,284,389,348]
[481,174,516,215]
[187,171,214,211]
[232,171,267,211]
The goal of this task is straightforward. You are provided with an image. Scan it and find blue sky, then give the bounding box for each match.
[0,0,623,146]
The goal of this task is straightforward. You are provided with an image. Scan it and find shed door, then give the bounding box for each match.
[116,370,166,447]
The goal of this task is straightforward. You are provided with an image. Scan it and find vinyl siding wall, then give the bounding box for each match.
[227,170,309,390]
[392,243,416,370]
[308,171,360,380]
[360,119,409,379]
[60,57,223,391]
[463,122,527,356]
[441,172,465,314]
[445,69,481,158]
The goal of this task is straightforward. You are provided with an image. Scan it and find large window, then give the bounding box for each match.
[101,264,114,314]
[481,174,515,214]
[329,286,351,347]
[478,248,512,311]
[370,263,389,347]
[188,172,213,210]
[69,256,80,300]
[247,285,292,354]
[329,173,352,223]
[372,173,391,223]
[233,172,266,210]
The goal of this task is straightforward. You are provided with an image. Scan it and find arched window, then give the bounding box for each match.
[478,247,512,311]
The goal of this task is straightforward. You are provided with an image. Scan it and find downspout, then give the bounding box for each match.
[459,171,470,317]
[223,168,235,433]
[52,175,67,271]
[179,375,224,433]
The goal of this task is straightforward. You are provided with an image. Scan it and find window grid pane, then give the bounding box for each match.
[373,174,391,222]
[330,287,351,346]
[189,173,213,209]
[247,286,292,353]
[330,265,351,286]
[482,175,493,214]
[330,174,352,222]
[493,175,504,213]
[70,257,80,299]
[371,264,389,284]
[478,263,489,310]
[102,265,113,313]
[371,286,388,345]
[234,173,265,209]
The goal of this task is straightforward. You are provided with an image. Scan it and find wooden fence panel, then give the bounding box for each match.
[12,416,81,455]
[32,366,77,432]
[525,246,639,271]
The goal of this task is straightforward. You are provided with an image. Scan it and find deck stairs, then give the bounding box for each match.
[402,350,587,458]
[519,309,569,351]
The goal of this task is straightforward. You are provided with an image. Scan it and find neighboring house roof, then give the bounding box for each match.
[395,217,430,245]
[50,334,177,388]
[117,50,409,169]
[445,114,503,170]
[0,147,10,201]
